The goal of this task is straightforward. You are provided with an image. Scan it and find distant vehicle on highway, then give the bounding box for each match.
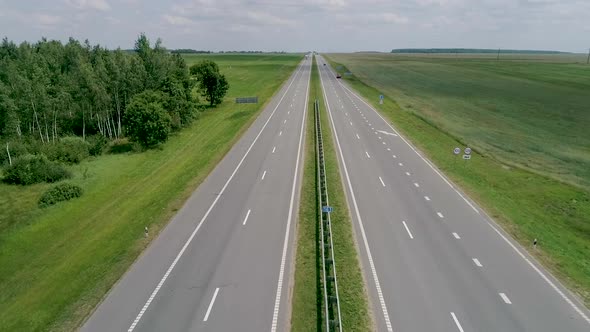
[336,73,342,78]
[323,63,326,66]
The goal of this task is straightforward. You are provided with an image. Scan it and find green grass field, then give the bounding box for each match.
[291,57,371,331]
[0,53,301,331]
[324,53,590,307]
[328,53,590,190]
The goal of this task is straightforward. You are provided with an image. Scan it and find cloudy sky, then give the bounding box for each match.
[0,0,588,53]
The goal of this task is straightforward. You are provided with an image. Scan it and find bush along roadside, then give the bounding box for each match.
[2,154,71,185]
[38,183,83,208]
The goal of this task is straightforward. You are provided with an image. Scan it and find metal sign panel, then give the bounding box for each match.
[453,147,461,155]
[464,147,472,155]
[322,206,333,213]
[235,97,258,104]
[462,154,471,160]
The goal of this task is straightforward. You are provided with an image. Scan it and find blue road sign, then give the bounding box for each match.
[379,94,384,100]
[322,206,333,213]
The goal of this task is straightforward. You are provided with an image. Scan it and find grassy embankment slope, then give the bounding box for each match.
[0,54,301,331]
[291,57,371,331]
[325,53,590,306]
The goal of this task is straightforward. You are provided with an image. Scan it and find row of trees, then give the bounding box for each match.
[0,34,229,149]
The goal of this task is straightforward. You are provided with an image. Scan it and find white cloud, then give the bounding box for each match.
[65,0,111,11]
[33,13,62,25]
[1,0,590,52]
[163,14,194,26]
[374,12,409,24]
[245,11,296,26]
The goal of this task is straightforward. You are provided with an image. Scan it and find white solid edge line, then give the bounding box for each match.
[451,312,465,332]
[499,293,512,304]
[242,209,251,226]
[472,258,483,267]
[487,221,590,324]
[379,176,386,187]
[334,63,590,325]
[203,288,220,321]
[318,57,393,332]
[402,221,414,239]
[270,57,310,332]
[126,60,306,332]
[452,232,460,239]
[337,82,479,214]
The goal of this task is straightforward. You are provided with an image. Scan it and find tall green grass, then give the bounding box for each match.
[0,54,301,331]
[325,54,590,307]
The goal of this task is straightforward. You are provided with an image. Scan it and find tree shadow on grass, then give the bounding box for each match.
[108,140,135,154]
[226,110,250,121]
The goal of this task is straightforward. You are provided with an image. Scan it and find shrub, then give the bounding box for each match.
[124,91,172,148]
[1,141,30,166]
[87,135,108,156]
[3,154,71,185]
[44,137,90,164]
[38,183,83,207]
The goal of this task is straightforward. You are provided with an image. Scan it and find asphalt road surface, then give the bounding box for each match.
[316,55,590,332]
[82,56,311,332]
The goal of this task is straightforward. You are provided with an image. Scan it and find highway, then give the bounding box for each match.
[82,56,311,332]
[316,55,590,332]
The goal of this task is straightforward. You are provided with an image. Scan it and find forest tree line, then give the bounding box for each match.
[391,48,568,54]
[0,34,227,146]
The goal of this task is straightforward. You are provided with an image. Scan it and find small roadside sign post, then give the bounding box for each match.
[379,94,384,105]
[453,147,471,167]
[322,206,333,213]
[462,147,472,167]
[453,147,460,167]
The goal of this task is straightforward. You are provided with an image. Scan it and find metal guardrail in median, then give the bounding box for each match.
[315,99,343,332]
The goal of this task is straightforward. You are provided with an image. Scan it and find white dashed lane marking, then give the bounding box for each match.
[242,209,251,226]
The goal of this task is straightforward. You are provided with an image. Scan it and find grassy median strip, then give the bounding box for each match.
[0,54,301,331]
[324,55,590,307]
[292,57,371,331]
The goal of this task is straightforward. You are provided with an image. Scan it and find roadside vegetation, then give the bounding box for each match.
[325,53,590,306]
[292,56,371,331]
[0,49,301,331]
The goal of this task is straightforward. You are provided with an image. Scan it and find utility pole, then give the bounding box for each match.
[497,48,501,61]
